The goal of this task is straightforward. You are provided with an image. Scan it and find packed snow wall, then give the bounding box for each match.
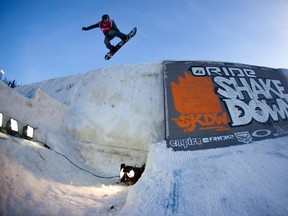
[16,64,164,171]
[164,61,288,151]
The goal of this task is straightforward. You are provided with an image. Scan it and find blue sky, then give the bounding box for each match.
[0,0,287,85]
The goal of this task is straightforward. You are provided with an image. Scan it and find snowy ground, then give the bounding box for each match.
[1,63,288,216]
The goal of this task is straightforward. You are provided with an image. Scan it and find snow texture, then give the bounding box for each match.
[1,63,288,216]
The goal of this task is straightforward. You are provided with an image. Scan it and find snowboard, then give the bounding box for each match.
[104,27,137,60]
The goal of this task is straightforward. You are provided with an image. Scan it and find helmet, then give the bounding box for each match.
[102,14,110,20]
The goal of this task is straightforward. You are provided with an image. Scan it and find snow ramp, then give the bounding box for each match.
[119,61,288,216]
[119,138,288,216]
[15,64,164,174]
[1,61,288,215]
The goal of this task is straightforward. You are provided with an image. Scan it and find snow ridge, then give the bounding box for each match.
[119,140,288,216]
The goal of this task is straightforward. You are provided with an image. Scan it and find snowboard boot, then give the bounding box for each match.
[109,45,117,53]
[121,35,129,42]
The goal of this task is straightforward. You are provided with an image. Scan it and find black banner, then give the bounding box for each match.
[164,61,288,151]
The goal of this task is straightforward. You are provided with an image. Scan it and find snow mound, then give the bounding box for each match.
[16,63,164,172]
[120,140,288,216]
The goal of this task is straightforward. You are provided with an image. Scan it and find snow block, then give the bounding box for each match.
[0,81,68,139]
[164,61,288,151]
[15,64,164,172]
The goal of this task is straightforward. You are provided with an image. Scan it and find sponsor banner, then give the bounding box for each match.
[164,61,288,151]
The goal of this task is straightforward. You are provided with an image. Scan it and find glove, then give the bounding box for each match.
[82,27,88,31]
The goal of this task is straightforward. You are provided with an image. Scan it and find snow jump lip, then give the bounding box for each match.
[163,61,288,151]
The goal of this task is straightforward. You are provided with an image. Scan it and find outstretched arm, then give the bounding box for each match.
[82,22,100,31]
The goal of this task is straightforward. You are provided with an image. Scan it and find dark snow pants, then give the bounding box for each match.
[104,30,126,50]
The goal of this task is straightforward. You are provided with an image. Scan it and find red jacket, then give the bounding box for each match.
[99,20,113,35]
[84,19,120,35]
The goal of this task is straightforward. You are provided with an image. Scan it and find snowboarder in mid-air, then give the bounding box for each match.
[82,14,128,53]
[82,14,137,60]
